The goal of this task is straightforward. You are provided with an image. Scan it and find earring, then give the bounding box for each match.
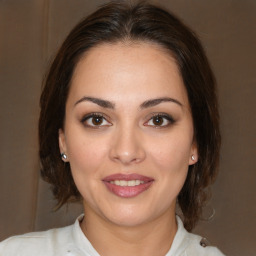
[61,153,67,160]
[191,155,195,161]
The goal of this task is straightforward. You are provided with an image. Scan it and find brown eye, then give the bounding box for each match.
[145,114,175,128]
[92,116,103,125]
[152,116,164,126]
[82,113,112,128]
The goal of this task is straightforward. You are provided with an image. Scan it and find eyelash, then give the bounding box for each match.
[81,112,175,128]
[144,113,175,128]
[81,113,112,128]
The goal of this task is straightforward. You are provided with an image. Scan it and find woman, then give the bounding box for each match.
[0,1,224,255]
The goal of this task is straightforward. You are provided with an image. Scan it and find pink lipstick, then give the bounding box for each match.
[102,173,154,198]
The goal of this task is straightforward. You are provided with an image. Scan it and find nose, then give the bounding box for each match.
[109,125,146,165]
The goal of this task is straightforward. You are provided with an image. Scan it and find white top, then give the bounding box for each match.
[0,215,225,256]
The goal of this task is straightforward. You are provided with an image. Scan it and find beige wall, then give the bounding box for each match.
[0,1,255,255]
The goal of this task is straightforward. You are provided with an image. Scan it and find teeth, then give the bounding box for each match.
[109,180,145,186]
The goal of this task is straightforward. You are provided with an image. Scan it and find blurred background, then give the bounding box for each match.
[0,0,255,255]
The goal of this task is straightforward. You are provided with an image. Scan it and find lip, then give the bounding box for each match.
[102,173,154,198]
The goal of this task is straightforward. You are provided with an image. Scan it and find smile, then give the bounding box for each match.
[109,180,145,186]
[103,173,154,198]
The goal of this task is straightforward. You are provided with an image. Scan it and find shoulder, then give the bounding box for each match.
[169,216,225,256]
[0,225,73,256]
[185,232,225,256]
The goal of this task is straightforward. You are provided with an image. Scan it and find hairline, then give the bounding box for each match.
[68,38,182,100]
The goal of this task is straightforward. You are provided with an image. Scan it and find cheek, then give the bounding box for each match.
[65,132,109,176]
[149,134,192,169]
[65,134,110,201]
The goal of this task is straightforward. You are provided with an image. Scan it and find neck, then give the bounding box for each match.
[80,206,177,256]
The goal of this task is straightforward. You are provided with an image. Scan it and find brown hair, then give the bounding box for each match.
[39,1,220,231]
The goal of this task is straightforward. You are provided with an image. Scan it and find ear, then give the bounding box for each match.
[59,129,68,160]
[189,141,198,165]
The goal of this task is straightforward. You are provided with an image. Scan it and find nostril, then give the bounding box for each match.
[109,131,146,164]
[110,149,146,165]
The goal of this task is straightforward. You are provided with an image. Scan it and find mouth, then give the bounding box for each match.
[109,180,145,186]
[102,173,154,198]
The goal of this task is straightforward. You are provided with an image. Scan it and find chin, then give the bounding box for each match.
[108,213,150,227]
[102,202,168,228]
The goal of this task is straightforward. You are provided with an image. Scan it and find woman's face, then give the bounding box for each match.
[59,42,197,227]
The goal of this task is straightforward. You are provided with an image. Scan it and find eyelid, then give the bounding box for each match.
[144,113,175,127]
[81,112,112,127]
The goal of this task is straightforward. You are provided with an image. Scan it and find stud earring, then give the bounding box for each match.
[61,153,67,160]
[191,155,195,161]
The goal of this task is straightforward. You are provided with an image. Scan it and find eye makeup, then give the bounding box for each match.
[79,110,177,130]
[80,112,112,128]
[144,113,176,128]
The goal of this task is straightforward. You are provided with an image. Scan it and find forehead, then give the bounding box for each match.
[69,41,189,107]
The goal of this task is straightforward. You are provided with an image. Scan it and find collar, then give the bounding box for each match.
[71,214,190,256]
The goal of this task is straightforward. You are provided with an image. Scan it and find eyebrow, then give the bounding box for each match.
[74,96,182,109]
[74,96,115,109]
[140,97,183,109]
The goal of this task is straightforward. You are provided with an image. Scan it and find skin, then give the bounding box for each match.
[59,42,198,256]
